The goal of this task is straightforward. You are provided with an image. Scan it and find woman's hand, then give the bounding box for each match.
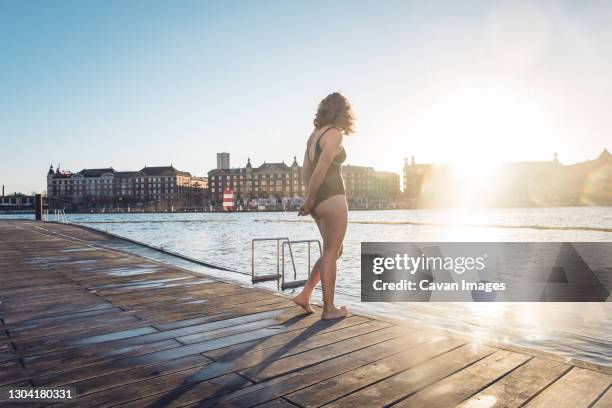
[298,196,316,216]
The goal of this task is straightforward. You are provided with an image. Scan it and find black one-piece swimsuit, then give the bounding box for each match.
[308,127,347,209]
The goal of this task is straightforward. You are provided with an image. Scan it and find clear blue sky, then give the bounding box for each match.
[1,0,611,194]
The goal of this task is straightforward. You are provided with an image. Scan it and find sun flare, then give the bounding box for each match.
[415,84,557,166]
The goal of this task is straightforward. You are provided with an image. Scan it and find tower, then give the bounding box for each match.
[217,152,230,169]
[47,165,55,198]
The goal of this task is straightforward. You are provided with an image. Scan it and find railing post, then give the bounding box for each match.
[34,194,42,221]
[287,242,298,280]
[251,237,290,286]
[276,239,279,278]
[280,241,284,291]
[307,241,311,278]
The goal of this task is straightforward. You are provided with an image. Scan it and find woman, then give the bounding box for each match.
[294,92,355,320]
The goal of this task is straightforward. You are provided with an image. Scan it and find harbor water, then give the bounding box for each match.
[3,207,611,366]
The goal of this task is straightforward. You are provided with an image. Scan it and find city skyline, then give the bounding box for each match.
[1,146,609,196]
[2,1,612,194]
[27,146,610,212]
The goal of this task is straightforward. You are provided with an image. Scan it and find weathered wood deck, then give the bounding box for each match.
[0,220,610,407]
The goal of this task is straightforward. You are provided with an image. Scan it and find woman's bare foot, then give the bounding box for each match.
[293,292,314,313]
[321,305,349,320]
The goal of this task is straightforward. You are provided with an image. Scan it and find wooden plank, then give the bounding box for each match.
[0,284,87,301]
[31,310,312,387]
[77,372,251,408]
[125,290,278,312]
[0,359,26,386]
[3,307,124,331]
[97,280,229,302]
[8,313,142,341]
[523,367,612,408]
[178,320,392,384]
[60,320,388,407]
[0,350,18,364]
[41,311,314,374]
[15,324,160,354]
[0,289,94,305]
[592,386,612,408]
[15,305,302,358]
[323,343,496,408]
[129,334,417,408]
[68,354,210,397]
[256,399,299,408]
[238,325,411,383]
[285,337,466,407]
[23,339,182,373]
[95,277,215,296]
[106,284,255,307]
[0,341,13,353]
[454,357,571,408]
[142,299,298,327]
[173,307,309,344]
[2,303,117,326]
[392,350,531,407]
[202,315,374,360]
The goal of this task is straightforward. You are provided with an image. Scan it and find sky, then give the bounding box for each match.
[1,0,611,194]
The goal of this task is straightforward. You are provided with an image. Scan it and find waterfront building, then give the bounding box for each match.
[208,153,401,209]
[208,156,304,206]
[343,165,401,199]
[402,156,435,203]
[0,193,35,212]
[403,149,612,208]
[46,165,208,210]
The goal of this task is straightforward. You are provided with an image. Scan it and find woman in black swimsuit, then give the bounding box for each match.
[295,92,355,320]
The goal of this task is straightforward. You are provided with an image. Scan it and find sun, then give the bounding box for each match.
[413,83,556,166]
[446,160,503,208]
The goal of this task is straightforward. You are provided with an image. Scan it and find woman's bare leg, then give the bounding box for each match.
[293,257,321,313]
[293,216,344,314]
[315,195,349,320]
[293,218,324,313]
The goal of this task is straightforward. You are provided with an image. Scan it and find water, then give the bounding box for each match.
[3,207,611,365]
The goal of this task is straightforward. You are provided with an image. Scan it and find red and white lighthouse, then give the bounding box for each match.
[222,188,235,211]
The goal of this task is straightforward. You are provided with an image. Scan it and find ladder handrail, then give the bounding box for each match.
[251,237,290,290]
[50,209,68,223]
[251,237,322,291]
[281,239,322,290]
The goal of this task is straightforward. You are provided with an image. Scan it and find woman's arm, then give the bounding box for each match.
[298,128,343,215]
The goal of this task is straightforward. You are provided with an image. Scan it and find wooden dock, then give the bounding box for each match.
[0,220,610,407]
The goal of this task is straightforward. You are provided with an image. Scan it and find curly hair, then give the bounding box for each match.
[313,92,356,135]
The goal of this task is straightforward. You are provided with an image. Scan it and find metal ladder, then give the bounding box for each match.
[252,237,322,290]
[49,209,68,223]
